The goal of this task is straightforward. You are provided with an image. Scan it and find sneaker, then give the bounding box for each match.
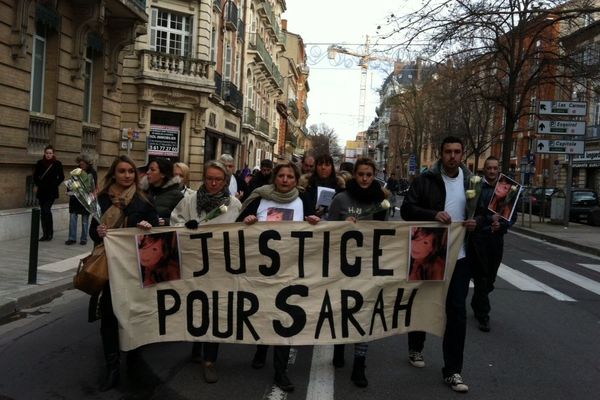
[65,240,76,245]
[203,362,218,383]
[274,372,294,392]
[408,350,425,368]
[444,373,469,393]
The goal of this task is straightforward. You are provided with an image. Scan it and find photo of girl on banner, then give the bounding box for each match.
[407,226,448,281]
[136,231,181,288]
[488,173,522,221]
[266,207,294,221]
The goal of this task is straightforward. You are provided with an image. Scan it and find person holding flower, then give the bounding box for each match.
[327,157,389,388]
[469,157,516,332]
[400,136,476,393]
[33,145,65,241]
[65,154,97,245]
[170,160,241,384]
[236,160,320,393]
[89,155,159,392]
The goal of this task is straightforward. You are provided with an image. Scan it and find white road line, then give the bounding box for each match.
[578,263,600,274]
[497,264,576,302]
[306,345,334,400]
[523,260,600,296]
[38,254,83,273]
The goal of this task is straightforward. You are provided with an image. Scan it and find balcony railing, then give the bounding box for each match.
[244,107,256,127]
[214,71,223,98]
[213,0,221,12]
[256,36,274,73]
[132,0,146,10]
[223,80,243,111]
[141,50,210,79]
[303,102,309,116]
[81,123,100,157]
[257,116,269,135]
[237,19,245,42]
[288,99,299,119]
[28,112,54,154]
[272,65,283,89]
[272,127,279,141]
[225,1,238,31]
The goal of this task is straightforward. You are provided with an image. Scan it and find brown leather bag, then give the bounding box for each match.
[73,243,108,295]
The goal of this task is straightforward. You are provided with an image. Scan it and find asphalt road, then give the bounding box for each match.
[0,232,598,400]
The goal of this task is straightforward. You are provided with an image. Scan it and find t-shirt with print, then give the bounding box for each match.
[256,198,304,222]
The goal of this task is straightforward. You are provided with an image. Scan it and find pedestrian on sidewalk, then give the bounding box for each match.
[170,160,242,384]
[237,160,320,393]
[66,154,97,245]
[327,157,389,388]
[400,136,476,393]
[33,145,64,241]
[89,155,159,392]
[469,156,516,332]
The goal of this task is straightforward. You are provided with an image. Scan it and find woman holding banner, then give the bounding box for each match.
[237,160,320,392]
[170,160,242,383]
[90,155,159,392]
[327,157,389,388]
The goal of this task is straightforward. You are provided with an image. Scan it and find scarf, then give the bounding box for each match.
[196,185,231,215]
[41,156,56,169]
[346,179,385,204]
[240,184,299,214]
[102,183,137,228]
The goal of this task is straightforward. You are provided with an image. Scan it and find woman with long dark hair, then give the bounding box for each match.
[408,227,447,281]
[300,153,345,219]
[142,158,183,226]
[89,155,159,391]
[33,145,64,241]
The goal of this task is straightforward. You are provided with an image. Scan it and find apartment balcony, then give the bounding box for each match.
[257,0,273,24]
[214,71,223,98]
[137,50,212,91]
[285,129,297,147]
[244,107,256,128]
[237,19,245,42]
[288,99,299,119]
[302,102,309,117]
[105,0,148,21]
[213,0,221,11]
[28,112,54,154]
[225,1,238,31]
[272,127,279,141]
[257,116,269,136]
[223,80,243,112]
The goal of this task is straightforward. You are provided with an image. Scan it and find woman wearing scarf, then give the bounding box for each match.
[33,145,65,241]
[142,158,183,226]
[170,160,242,384]
[89,155,159,392]
[327,157,389,388]
[236,160,320,393]
[299,153,345,219]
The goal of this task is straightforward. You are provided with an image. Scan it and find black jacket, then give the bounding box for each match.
[147,177,184,225]
[401,160,472,221]
[34,159,65,201]
[89,192,159,244]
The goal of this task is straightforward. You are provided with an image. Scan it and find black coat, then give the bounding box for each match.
[89,192,159,245]
[147,178,184,225]
[33,159,64,201]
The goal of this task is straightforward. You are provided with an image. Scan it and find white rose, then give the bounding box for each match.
[71,181,81,190]
[71,168,83,176]
[381,199,391,210]
[466,189,476,199]
[219,205,228,214]
[470,175,482,184]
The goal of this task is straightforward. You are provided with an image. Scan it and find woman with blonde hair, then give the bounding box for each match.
[174,162,195,197]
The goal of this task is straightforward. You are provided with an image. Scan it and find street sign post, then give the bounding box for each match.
[538,100,587,116]
[535,139,585,154]
[537,120,586,135]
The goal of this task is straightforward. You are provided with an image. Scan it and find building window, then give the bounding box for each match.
[210,27,217,63]
[30,21,47,113]
[83,47,94,123]
[224,41,232,80]
[150,8,192,56]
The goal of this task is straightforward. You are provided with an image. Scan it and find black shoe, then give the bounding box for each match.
[99,353,120,392]
[80,240,87,245]
[478,318,490,332]
[39,236,50,242]
[274,372,294,392]
[65,240,76,245]
[351,356,368,388]
[333,344,345,368]
[251,350,266,369]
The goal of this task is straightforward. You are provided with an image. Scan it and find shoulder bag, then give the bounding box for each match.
[73,243,108,295]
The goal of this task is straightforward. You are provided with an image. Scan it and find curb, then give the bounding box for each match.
[511,226,600,257]
[0,277,73,321]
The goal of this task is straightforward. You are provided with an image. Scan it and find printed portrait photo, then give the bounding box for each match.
[136,231,182,288]
[488,173,522,221]
[407,226,448,281]
[266,207,294,221]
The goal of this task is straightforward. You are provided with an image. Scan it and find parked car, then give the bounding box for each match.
[517,186,558,216]
[569,188,599,223]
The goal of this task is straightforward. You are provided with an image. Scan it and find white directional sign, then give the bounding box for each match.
[537,120,586,135]
[538,100,587,116]
[535,139,585,155]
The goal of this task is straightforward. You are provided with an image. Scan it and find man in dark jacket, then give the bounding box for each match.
[247,159,273,194]
[400,136,476,393]
[469,156,515,332]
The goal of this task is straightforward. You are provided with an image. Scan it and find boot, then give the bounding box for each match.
[351,356,368,388]
[333,344,345,368]
[99,352,120,392]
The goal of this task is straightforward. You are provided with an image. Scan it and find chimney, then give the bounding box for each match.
[282,19,288,31]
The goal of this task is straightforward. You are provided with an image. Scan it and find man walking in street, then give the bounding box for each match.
[469,156,515,332]
[400,136,476,393]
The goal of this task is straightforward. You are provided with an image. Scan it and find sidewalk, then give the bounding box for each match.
[1,219,598,321]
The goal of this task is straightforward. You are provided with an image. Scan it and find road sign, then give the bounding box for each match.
[535,139,585,155]
[538,100,587,116]
[537,120,586,135]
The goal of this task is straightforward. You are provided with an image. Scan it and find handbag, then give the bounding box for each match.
[73,243,108,295]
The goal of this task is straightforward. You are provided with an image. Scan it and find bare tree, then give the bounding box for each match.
[307,123,343,163]
[379,0,600,173]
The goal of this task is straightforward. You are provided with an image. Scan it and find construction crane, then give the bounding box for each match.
[327,35,398,130]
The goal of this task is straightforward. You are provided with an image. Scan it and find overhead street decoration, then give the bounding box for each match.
[535,139,585,155]
[537,120,586,136]
[538,100,587,116]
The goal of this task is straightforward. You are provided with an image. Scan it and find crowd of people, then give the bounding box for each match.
[33,136,515,394]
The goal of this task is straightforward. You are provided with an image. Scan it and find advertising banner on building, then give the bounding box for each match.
[148,124,180,157]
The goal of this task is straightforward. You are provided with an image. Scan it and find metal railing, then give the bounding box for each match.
[237,19,245,42]
[223,80,243,111]
[288,99,299,119]
[257,116,269,135]
[272,127,279,140]
[225,1,238,30]
[244,107,256,127]
[214,71,223,98]
[28,112,54,154]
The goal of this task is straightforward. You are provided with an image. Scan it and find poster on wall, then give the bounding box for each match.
[148,125,180,157]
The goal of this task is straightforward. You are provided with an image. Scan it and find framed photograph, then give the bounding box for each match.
[266,207,295,221]
[407,226,448,281]
[488,173,522,221]
[136,231,182,288]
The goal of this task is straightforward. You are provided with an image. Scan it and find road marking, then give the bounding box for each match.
[509,231,600,261]
[498,264,576,301]
[578,263,600,274]
[38,255,82,273]
[523,260,600,296]
[306,345,334,400]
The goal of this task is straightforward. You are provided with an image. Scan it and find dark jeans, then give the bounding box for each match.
[99,283,119,358]
[407,257,471,377]
[470,233,504,321]
[192,342,219,363]
[255,345,291,374]
[39,198,55,238]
